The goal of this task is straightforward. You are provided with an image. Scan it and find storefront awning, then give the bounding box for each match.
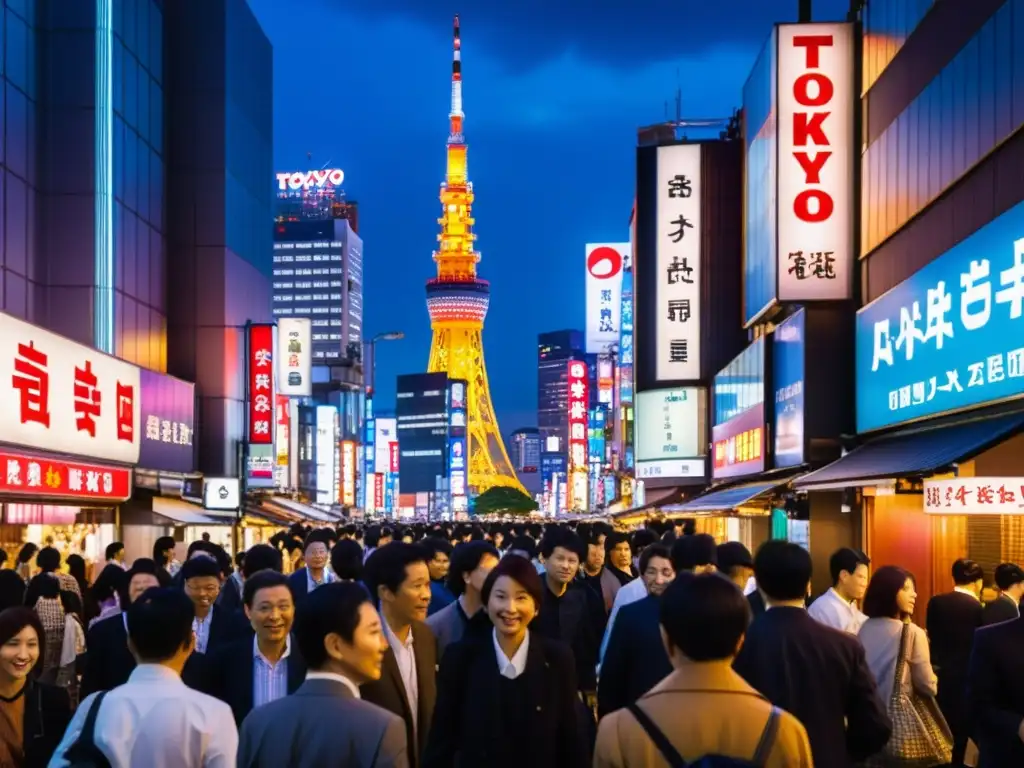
[261,497,338,524]
[151,497,231,526]
[794,412,1024,491]
[611,487,685,519]
[661,481,781,514]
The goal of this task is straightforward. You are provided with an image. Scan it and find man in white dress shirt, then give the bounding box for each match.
[807,547,870,634]
[50,587,238,768]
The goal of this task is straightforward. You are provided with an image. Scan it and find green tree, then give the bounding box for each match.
[472,486,539,517]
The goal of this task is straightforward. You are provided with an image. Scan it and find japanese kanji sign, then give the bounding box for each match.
[924,478,1024,515]
[139,370,195,474]
[0,451,132,502]
[0,313,141,464]
[777,23,854,302]
[656,144,702,381]
[248,324,275,445]
[566,360,589,511]
[856,200,1024,432]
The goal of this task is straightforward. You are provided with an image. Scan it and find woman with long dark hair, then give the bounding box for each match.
[13,546,37,583]
[423,554,587,768]
[0,607,71,766]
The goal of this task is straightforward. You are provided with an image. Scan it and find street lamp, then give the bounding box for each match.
[367,331,405,394]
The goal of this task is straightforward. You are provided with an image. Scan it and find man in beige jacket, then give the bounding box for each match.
[593,573,813,767]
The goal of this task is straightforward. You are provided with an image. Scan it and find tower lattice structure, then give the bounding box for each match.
[426,15,525,495]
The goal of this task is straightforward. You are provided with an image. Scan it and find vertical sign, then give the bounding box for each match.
[656,144,702,381]
[276,318,312,396]
[373,472,385,509]
[619,268,634,403]
[341,439,356,506]
[585,243,628,354]
[248,324,274,444]
[389,441,399,473]
[314,405,336,504]
[448,379,468,514]
[567,360,589,511]
[777,23,854,301]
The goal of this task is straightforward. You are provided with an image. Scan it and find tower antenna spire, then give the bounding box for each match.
[449,14,464,144]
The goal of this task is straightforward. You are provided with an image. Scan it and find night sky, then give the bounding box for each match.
[248,0,850,433]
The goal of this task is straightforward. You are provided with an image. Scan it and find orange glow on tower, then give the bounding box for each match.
[426,15,524,494]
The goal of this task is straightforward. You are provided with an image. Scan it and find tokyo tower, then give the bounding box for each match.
[426,15,525,494]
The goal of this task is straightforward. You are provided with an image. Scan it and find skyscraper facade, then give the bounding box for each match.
[509,428,541,473]
[537,329,585,455]
[162,0,275,476]
[272,218,364,363]
[0,0,273,477]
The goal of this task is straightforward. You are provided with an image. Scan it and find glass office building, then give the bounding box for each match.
[537,329,584,457]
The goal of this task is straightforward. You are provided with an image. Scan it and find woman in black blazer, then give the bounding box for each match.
[0,607,72,767]
[423,555,588,768]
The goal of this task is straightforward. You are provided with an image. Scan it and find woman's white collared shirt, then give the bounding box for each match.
[493,629,530,680]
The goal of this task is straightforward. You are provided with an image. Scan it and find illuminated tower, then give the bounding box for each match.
[426,15,525,494]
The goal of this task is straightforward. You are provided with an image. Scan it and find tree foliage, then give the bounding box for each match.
[473,486,539,516]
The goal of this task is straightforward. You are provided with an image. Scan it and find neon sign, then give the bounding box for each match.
[275,169,345,191]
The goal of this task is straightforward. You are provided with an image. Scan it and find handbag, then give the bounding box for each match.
[62,691,112,768]
[872,622,953,767]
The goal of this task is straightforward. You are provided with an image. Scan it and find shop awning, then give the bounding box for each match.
[662,481,781,514]
[612,487,685,520]
[151,497,231,526]
[795,412,1024,491]
[261,497,338,524]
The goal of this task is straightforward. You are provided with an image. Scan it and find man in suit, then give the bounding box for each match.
[597,543,676,718]
[966,611,1024,768]
[362,542,438,768]
[287,529,336,606]
[927,558,985,766]
[205,570,307,725]
[981,562,1024,626]
[81,558,207,696]
[238,581,408,767]
[734,540,890,768]
[425,541,499,661]
[179,555,237,656]
[594,573,813,767]
[422,537,455,617]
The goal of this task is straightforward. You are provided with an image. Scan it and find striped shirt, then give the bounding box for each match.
[252,635,291,710]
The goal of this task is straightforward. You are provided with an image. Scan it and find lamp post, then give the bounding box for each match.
[363,331,404,516]
[367,331,405,395]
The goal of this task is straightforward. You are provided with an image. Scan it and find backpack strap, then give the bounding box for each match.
[626,702,688,768]
[751,706,781,766]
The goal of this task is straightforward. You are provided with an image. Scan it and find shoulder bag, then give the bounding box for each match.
[62,691,112,768]
[872,622,953,767]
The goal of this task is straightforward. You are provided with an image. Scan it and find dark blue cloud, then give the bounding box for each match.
[327,0,854,69]
[247,0,851,431]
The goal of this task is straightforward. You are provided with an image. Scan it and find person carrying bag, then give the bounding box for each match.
[867,622,953,767]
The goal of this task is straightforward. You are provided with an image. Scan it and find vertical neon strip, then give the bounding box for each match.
[94,0,114,352]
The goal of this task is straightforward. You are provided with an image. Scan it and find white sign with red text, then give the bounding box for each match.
[924,477,1024,515]
[275,169,345,192]
[0,313,141,464]
[777,23,854,301]
[585,243,628,354]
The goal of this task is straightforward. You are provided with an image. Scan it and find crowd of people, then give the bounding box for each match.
[0,520,1018,765]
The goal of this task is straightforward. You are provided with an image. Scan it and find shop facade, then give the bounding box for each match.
[0,313,141,573]
[791,0,1024,620]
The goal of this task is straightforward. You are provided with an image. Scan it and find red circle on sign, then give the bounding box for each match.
[587,246,623,280]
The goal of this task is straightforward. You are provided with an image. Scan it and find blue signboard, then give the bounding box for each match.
[856,199,1024,432]
[773,310,805,468]
[588,407,606,465]
[619,269,634,403]
[603,475,615,504]
[541,452,566,485]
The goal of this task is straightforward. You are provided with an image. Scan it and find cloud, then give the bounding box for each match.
[327,0,854,70]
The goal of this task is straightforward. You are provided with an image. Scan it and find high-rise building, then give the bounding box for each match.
[509,428,541,473]
[424,16,522,494]
[0,0,273,478]
[274,168,359,233]
[537,330,584,453]
[164,0,274,475]
[272,219,363,363]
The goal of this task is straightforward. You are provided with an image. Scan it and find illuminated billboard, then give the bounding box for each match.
[275,169,345,192]
[585,243,628,354]
[567,360,589,511]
